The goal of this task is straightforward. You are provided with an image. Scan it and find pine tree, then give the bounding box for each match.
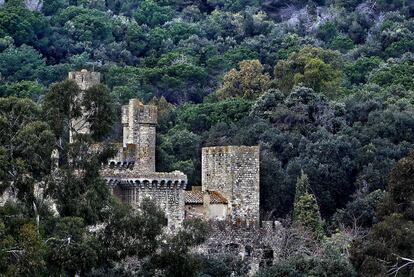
[293,171,324,238]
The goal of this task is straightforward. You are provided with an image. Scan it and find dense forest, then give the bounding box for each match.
[0,0,414,275]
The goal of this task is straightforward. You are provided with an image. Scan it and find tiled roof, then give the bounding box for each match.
[210,191,228,204]
[184,191,228,204]
[184,191,203,204]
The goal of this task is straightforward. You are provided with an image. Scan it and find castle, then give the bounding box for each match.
[68,70,260,228]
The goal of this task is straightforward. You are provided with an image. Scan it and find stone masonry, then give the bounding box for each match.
[202,146,260,226]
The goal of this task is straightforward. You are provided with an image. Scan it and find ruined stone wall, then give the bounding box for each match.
[68,69,101,143]
[202,146,260,225]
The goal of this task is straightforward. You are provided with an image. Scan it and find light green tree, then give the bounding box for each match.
[293,171,324,238]
[216,59,271,100]
[274,46,342,97]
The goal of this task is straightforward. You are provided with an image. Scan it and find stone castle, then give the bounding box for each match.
[69,70,260,228]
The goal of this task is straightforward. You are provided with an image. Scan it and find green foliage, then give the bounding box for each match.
[333,190,385,228]
[216,59,271,100]
[42,0,68,16]
[274,46,343,97]
[293,172,324,237]
[344,57,382,85]
[0,81,44,100]
[0,45,46,82]
[98,199,167,266]
[176,98,253,133]
[43,80,115,143]
[51,6,113,50]
[42,79,81,140]
[197,254,249,276]
[317,22,338,43]
[46,217,98,275]
[350,151,414,276]
[133,0,175,27]
[256,252,356,277]
[83,84,116,141]
[48,141,113,224]
[369,61,414,91]
[0,97,54,199]
[0,5,49,47]
[149,219,209,277]
[328,35,354,53]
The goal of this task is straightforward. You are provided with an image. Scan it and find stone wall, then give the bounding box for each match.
[194,221,284,276]
[202,146,260,225]
[128,186,185,230]
[103,169,188,229]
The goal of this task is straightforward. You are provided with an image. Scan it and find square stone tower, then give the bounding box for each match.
[68,69,101,143]
[202,146,260,225]
[121,99,157,172]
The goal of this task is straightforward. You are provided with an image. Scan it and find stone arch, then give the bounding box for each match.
[143,180,150,187]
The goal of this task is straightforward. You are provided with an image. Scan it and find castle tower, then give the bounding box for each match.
[122,99,157,172]
[202,146,260,225]
[68,69,101,143]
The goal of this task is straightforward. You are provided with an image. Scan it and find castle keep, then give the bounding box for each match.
[68,70,260,228]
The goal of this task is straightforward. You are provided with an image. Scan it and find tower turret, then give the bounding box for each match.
[122,99,157,172]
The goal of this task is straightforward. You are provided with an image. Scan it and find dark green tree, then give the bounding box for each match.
[0,97,54,200]
[350,151,414,276]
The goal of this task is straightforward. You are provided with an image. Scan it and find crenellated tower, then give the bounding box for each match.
[122,99,157,172]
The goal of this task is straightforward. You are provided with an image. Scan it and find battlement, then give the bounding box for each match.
[202,145,260,155]
[123,99,157,126]
[128,99,157,125]
[102,169,188,188]
[68,69,101,90]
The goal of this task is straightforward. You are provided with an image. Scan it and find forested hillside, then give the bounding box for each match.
[0,0,414,276]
